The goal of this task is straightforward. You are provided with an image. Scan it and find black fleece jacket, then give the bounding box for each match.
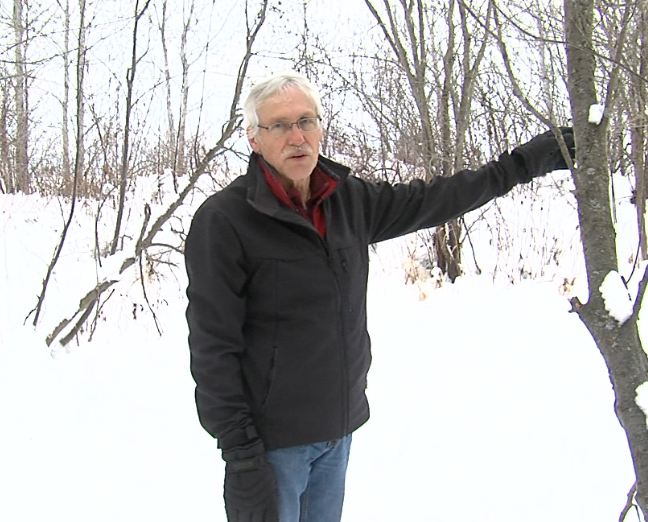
[185,151,526,451]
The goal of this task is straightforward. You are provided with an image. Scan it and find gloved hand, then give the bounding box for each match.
[222,439,278,522]
[512,127,575,182]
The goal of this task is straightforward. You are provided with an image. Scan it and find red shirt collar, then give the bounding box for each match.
[259,158,338,237]
[259,160,337,211]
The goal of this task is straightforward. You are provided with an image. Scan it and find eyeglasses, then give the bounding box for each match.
[257,117,321,137]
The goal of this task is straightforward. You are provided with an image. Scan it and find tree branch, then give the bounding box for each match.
[619,481,637,522]
[631,264,648,321]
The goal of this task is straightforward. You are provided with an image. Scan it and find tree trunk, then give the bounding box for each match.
[630,3,647,261]
[61,0,72,187]
[564,0,648,515]
[110,0,152,255]
[31,0,87,326]
[176,0,195,179]
[0,81,12,193]
[13,0,29,193]
[158,0,176,171]
[434,0,462,280]
[434,222,462,282]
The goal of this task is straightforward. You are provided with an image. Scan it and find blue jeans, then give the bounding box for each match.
[265,435,352,522]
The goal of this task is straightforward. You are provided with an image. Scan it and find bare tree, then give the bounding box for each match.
[13,0,29,193]
[109,0,153,256]
[30,0,88,326]
[57,0,71,183]
[362,0,493,280]
[0,70,12,194]
[472,0,648,515]
[564,0,648,516]
[46,0,270,348]
[175,0,195,179]
[157,0,176,169]
[625,3,648,261]
[156,0,194,182]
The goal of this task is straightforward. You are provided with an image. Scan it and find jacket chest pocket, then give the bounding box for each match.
[332,245,367,315]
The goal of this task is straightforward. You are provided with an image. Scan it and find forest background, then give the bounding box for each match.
[2,0,648,519]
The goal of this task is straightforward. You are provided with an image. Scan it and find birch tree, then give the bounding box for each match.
[13,0,29,193]
[57,0,71,184]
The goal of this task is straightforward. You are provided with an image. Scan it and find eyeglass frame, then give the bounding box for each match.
[257,116,322,137]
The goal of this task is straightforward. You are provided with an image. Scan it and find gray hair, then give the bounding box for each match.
[243,70,323,137]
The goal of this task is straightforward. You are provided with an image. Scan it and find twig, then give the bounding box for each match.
[89,288,116,342]
[462,0,648,86]
[136,203,152,253]
[491,3,576,174]
[619,481,637,522]
[139,253,162,336]
[148,242,184,255]
[631,264,648,321]
[460,216,482,275]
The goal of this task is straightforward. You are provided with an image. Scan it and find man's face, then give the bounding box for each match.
[248,86,323,187]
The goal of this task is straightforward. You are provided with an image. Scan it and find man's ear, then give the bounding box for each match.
[247,127,262,153]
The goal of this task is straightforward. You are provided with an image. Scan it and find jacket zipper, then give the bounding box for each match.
[339,254,352,313]
[324,241,350,437]
[253,201,351,438]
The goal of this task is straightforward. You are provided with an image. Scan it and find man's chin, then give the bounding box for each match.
[283,162,317,179]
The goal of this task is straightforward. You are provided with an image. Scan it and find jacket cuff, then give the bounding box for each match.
[217,424,260,451]
[222,438,266,463]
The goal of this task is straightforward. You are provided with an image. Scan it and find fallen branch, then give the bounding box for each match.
[89,288,116,342]
[46,279,118,346]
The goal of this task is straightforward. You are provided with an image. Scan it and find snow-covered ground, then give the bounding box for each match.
[0,179,641,521]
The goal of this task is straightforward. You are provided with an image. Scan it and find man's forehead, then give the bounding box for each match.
[258,87,318,117]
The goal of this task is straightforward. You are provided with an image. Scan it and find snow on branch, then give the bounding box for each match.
[599,270,634,325]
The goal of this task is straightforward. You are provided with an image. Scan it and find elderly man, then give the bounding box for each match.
[185,70,574,522]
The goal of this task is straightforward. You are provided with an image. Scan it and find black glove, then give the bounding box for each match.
[512,127,575,182]
[222,439,278,522]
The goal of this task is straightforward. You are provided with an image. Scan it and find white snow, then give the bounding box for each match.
[636,382,648,424]
[589,103,605,125]
[600,270,634,324]
[0,185,641,522]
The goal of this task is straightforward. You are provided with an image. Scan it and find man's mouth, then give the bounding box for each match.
[283,145,313,160]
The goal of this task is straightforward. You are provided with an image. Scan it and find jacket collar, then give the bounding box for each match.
[245,152,350,216]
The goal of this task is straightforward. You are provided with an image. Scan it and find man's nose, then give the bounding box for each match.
[286,123,305,145]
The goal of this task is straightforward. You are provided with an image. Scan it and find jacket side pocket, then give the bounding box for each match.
[261,346,278,413]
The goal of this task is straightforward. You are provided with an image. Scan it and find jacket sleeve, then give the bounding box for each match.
[185,202,255,448]
[358,151,526,244]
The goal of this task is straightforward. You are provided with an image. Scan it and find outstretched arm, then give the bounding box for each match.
[358,127,575,243]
